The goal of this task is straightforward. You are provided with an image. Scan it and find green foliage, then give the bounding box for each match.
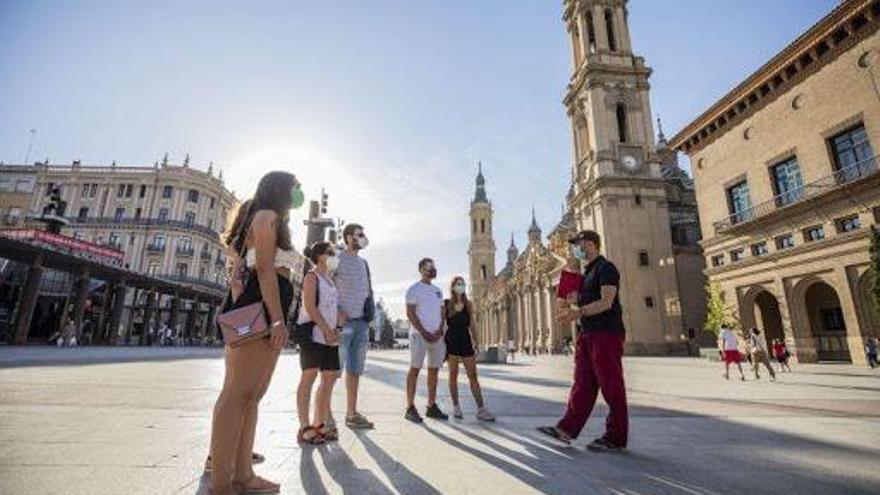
[704,282,738,336]
[870,226,880,313]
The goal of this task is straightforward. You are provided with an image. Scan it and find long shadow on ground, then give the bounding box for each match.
[361,354,880,495]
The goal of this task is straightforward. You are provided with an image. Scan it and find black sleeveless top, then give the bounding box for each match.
[444,300,475,357]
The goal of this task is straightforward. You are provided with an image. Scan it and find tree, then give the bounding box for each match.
[704,282,738,336]
[870,226,880,315]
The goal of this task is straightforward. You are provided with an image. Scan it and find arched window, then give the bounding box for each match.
[481,265,487,280]
[473,219,477,234]
[616,103,627,143]
[480,219,485,233]
[604,9,617,52]
[586,12,597,53]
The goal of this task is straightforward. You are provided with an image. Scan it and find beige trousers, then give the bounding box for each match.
[210,338,280,491]
[752,350,776,379]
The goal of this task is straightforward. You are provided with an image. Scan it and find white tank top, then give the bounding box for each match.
[296,270,338,346]
[245,248,306,279]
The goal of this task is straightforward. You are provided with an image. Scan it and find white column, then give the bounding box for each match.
[544,286,555,352]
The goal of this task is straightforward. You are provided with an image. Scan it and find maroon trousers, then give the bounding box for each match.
[557,331,628,447]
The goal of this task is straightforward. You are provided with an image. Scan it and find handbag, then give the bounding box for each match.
[215,206,271,348]
[293,271,320,344]
[217,298,269,348]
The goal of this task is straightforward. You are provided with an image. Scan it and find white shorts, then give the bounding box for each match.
[410,332,446,369]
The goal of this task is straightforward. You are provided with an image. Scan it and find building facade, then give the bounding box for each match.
[26,155,236,289]
[0,166,38,227]
[471,0,706,355]
[0,155,237,343]
[670,0,880,364]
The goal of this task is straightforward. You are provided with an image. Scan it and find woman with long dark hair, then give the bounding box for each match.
[209,171,304,495]
[443,276,494,422]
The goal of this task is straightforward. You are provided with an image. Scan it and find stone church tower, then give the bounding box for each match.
[468,163,496,313]
[563,0,685,352]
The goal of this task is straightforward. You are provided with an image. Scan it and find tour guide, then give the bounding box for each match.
[538,229,628,452]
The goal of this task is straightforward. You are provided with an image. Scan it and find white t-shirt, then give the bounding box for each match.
[719,329,738,351]
[750,333,768,353]
[406,281,444,335]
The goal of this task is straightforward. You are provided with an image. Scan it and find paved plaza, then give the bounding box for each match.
[1,347,879,494]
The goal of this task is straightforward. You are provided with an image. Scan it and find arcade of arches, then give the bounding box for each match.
[737,269,878,364]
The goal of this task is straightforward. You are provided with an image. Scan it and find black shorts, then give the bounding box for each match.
[300,341,340,371]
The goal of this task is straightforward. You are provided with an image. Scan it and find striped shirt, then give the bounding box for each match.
[334,251,370,318]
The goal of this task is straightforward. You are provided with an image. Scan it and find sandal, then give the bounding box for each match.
[204,452,265,473]
[317,423,338,442]
[233,475,280,494]
[536,426,571,445]
[297,426,325,445]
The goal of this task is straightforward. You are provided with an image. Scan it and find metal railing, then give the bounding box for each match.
[64,216,218,239]
[146,244,166,253]
[176,246,195,257]
[713,156,878,233]
[199,250,212,261]
[157,274,226,293]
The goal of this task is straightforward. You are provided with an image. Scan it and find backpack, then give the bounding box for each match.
[292,270,320,345]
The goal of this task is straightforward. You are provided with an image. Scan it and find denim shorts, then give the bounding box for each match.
[339,318,369,374]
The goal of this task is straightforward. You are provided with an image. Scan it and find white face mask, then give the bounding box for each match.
[357,235,369,249]
[453,284,466,295]
[325,255,340,271]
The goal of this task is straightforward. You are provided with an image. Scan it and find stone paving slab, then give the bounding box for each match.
[0,347,879,494]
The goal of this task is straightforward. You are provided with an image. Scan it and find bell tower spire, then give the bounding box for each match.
[468,162,496,317]
[562,0,686,351]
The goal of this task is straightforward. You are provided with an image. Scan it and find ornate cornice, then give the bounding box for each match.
[670,0,879,155]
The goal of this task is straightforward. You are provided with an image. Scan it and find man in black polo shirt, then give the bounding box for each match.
[537,230,628,452]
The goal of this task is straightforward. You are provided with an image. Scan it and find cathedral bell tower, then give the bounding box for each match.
[468,162,496,306]
[563,0,683,352]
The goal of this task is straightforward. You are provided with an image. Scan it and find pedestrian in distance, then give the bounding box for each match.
[748,328,776,381]
[719,325,746,381]
[772,339,792,373]
[866,337,879,369]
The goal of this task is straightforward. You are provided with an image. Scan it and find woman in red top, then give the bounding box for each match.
[772,339,792,373]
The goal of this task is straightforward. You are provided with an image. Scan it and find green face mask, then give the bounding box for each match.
[290,186,304,210]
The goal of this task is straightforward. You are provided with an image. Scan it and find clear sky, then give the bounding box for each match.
[0,0,839,318]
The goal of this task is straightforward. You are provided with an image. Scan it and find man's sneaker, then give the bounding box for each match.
[452,405,463,419]
[405,405,423,424]
[586,437,625,453]
[476,407,496,422]
[346,412,375,429]
[327,415,337,430]
[425,404,449,420]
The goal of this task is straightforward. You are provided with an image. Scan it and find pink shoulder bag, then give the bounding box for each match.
[215,212,270,348]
